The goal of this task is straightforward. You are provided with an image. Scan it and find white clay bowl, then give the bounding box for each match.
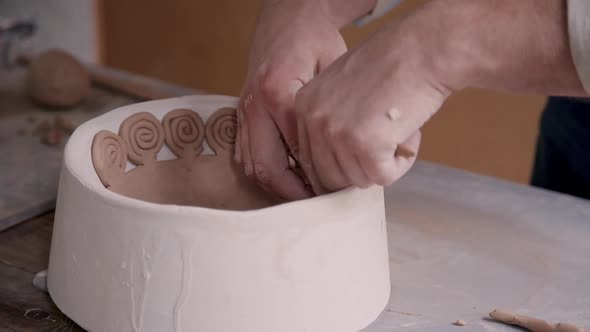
[47,95,390,332]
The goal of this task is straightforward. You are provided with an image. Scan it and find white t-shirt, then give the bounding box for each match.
[357,0,590,95]
[568,0,590,94]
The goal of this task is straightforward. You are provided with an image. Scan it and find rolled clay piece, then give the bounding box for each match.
[162,108,205,160]
[489,309,584,332]
[26,49,91,108]
[91,130,128,187]
[205,107,237,154]
[395,145,416,159]
[119,112,165,165]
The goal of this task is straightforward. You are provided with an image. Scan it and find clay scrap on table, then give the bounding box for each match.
[91,107,279,210]
[489,309,584,332]
[35,115,76,146]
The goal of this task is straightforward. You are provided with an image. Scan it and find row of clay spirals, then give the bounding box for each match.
[91,107,237,187]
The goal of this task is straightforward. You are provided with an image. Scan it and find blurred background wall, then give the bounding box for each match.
[0,0,98,62]
[5,0,547,184]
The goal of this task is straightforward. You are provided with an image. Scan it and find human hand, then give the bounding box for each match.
[235,0,375,200]
[293,19,443,193]
[294,0,586,194]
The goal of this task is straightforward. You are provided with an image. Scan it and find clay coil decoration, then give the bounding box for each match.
[205,107,237,154]
[91,130,127,187]
[162,108,206,159]
[119,112,164,165]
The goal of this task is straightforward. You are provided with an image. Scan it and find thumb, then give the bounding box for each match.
[266,79,304,158]
[317,33,347,72]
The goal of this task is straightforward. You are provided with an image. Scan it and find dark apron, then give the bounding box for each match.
[531,97,590,199]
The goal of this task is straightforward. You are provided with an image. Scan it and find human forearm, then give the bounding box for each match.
[424,0,587,96]
[289,0,588,194]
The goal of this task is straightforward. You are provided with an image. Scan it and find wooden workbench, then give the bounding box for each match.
[0,212,83,331]
[1,66,589,331]
[0,162,589,331]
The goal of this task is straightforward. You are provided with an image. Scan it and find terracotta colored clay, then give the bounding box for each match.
[35,120,50,135]
[42,127,64,146]
[92,107,279,210]
[34,115,76,145]
[55,115,76,134]
[118,112,165,165]
[489,309,584,332]
[91,130,128,188]
[27,49,90,108]
[395,145,415,158]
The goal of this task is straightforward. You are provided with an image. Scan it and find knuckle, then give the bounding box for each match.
[325,123,339,140]
[308,110,328,128]
[375,171,397,186]
[325,122,346,142]
[344,127,366,147]
[370,160,398,186]
[258,70,284,108]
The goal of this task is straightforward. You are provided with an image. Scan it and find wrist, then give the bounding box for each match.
[394,0,479,93]
[415,0,584,96]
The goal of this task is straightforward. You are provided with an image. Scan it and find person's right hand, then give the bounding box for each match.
[235,0,374,200]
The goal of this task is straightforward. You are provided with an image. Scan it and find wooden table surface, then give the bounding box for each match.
[0,212,84,331]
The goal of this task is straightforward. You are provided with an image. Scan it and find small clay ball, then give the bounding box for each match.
[27,49,90,108]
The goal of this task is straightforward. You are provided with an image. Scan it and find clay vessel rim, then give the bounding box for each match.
[66,94,366,218]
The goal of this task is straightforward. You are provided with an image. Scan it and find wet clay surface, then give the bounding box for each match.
[91,107,279,210]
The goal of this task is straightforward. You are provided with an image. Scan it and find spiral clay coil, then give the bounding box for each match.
[162,109,206,159]
[205,107,237,154]
[91,130,128,187]
[119,112,165,165]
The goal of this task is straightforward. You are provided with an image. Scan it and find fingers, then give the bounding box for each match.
[297,118,421,191]
[316,31,347,73]
[296,114,327,195]
[294,81,422,190]
[240,90,311,200]
[309,125,350,192]
[333,144,372,189]
[234,91,252,165]
[237,91,254,176]
[263,79,304,156]
[357,130,421,186]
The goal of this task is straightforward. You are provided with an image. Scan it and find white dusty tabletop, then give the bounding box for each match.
[365,161,590,331]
